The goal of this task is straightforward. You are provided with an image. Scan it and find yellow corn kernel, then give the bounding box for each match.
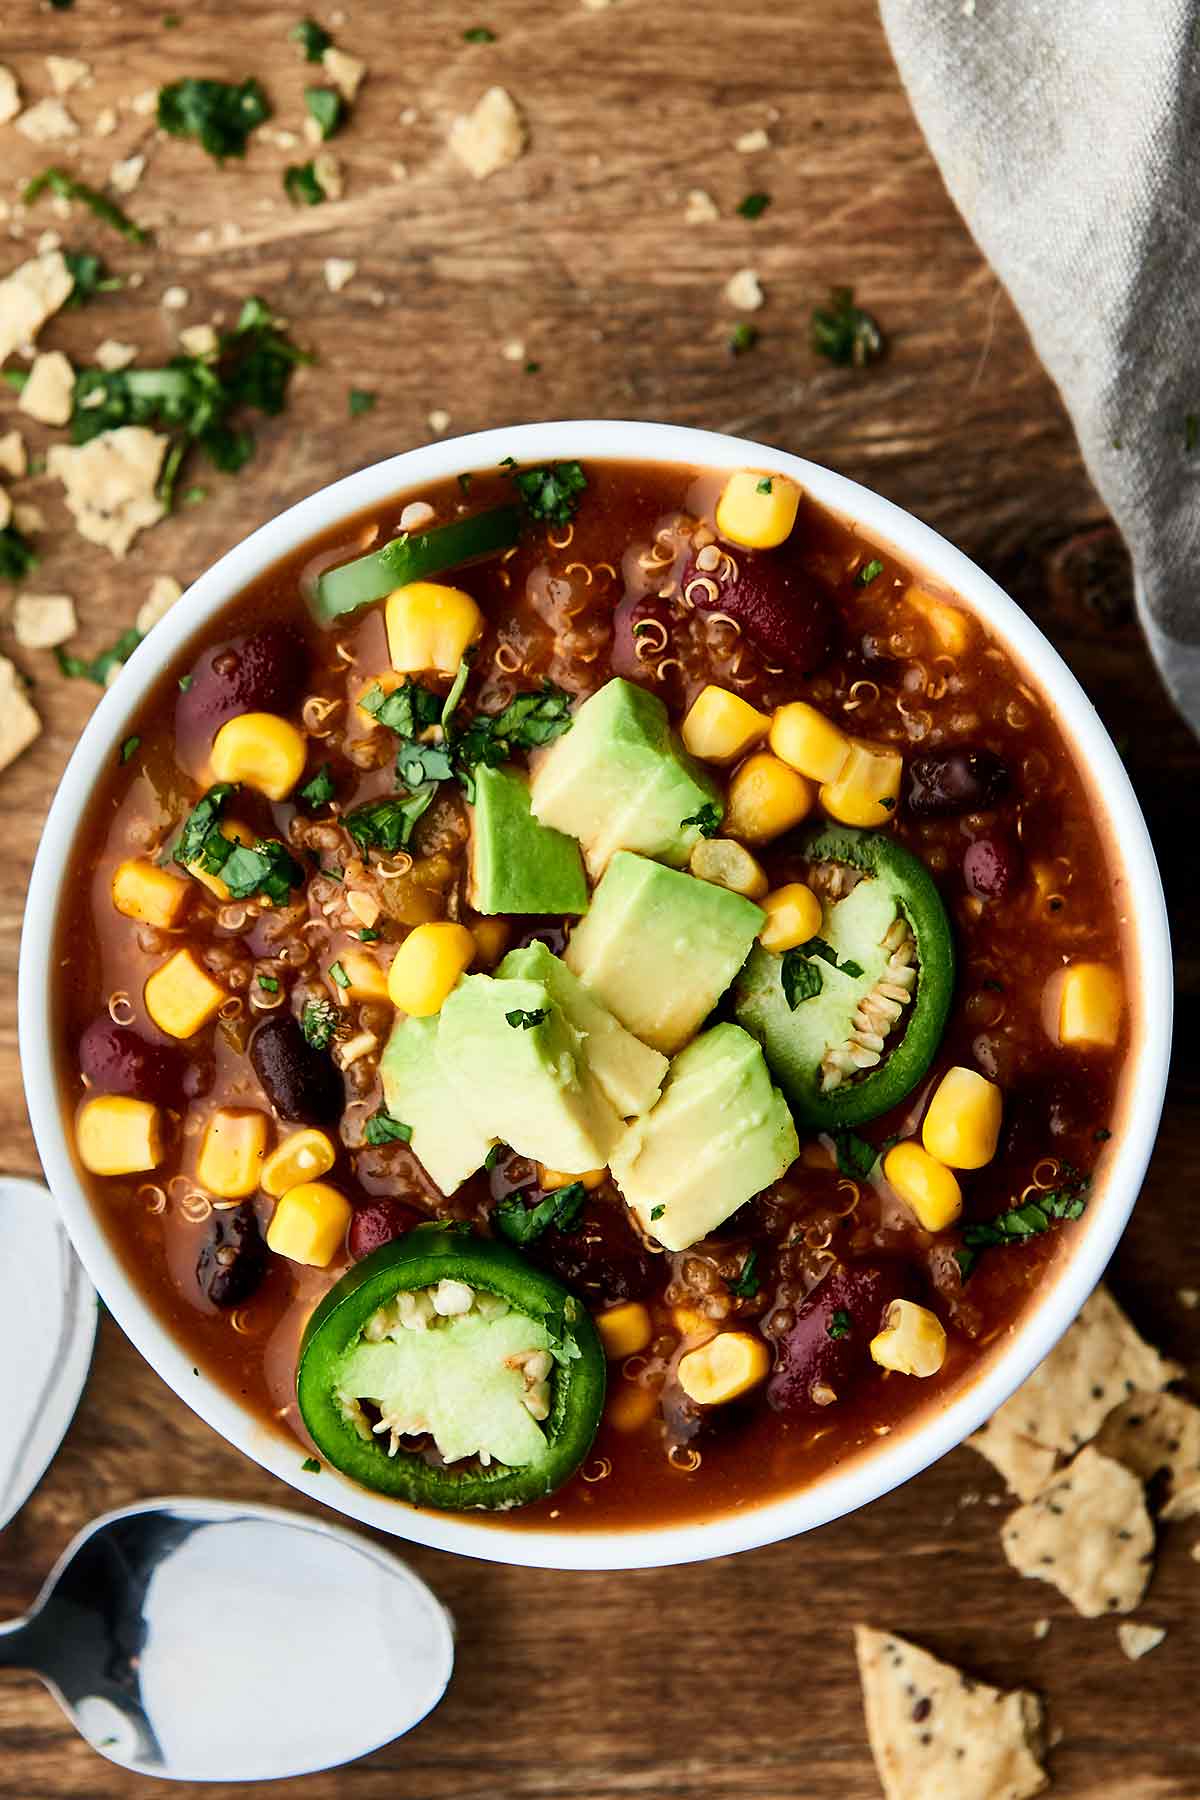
[922,1065,1003,1170]
[111,858,190,930]
[724,752,815,845]
[819,738,903,828]
[607,1383,658,1433]
[335,945,391,1003]
[672,1303,714,1341]
[261,1128,337,1198]
[210,712,307,801]
[471,916,511,967]
[196,1108,269,1200]
[145,947,226,1039]
[76,1095,163,1176]
[386,921,476,1016]
[870,1299,947,1377]
[386,581,484,675]
[596,1301,653,1361]
[1058,963,1123,1049]
[355,669,406,723]
[715,470,802,550]
[266,1181,352,1268]
[768,702,852,785]
[689,837,769,899]
[883,1140,963,1232]
[907,585,972,656]
[681,684,771,763]
[677,1330,770,1405]
[187,819,255,900]
[537,1165,606,1192]
[759,882,823,953]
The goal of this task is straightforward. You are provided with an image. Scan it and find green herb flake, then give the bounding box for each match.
[301,996,339,1049]
[292,17,331,59]
[363,1109,413,1146]
[780,949,823,1008]
[178,674,194,692]
[827,1308,852,1341]
[157,77,272,161]
[756,477,773,494]
[183,486,209,506]
[329,960,351,989]
[484,1143,507,1171]
[304,86,344,140]
[284,161,326,206]
[730,1249,760,1298]
[650,1204,665,1222]
[257,974,281,993]
[300,1455,322,1474]
[811,287,885,368]
[508,459,587,526]
[856,558,885,586]
[23,166,149,243]
[63,251,123,307]
[955,1179,1091,1281]
[344,788,436,853]
[729,321,759,357]
[297,763,336,809]
[505,1007,549,1030]
[57,625,143,686]
[348,387,376,417]
[832,1130,878,1181]
[119,735,141,764]
[736,191,771,220]
[800,936,864,979]
[680,801,721,838]
[355,927,380,942]
[463,24,497,41]
[0,524,39,584]
[495,1181,587,1247]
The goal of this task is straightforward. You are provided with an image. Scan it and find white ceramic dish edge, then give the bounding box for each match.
[19,419,1173,1571]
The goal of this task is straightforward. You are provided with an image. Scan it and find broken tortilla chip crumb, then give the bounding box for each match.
[1001,1445,1153,1618]
[1117,1622,1165,1662]
[450,86,527,180]
[1095,1389,1200,1520]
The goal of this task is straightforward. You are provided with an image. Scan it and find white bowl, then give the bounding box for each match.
[20,421,1172,1570]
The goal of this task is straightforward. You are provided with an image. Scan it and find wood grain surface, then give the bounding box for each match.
[1,2,1196,1797]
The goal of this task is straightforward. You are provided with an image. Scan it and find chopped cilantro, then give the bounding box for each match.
[464,25,497,42]
[344,788,436,852]
[183,486,208,506]
[355,927,380,942]
[484,1143,507,1171]
[0,524,38,584]
[506,459,587,526]
[827,1308,852,1340]
[396,741,454,787]
[257,974,280,992]
[63,251,123,307]
[452,681,573,798]
[348,386,376,417]
[304,86,344,139]
[297,762,336,809]
[832,1130,879,1181]
[57,625,143,685]
[301,996,339,1049]
[650,1204,665,1222]
[780,949,823,1008]
[292,17,331,59]
[157,77,272,161]
[23,167,149,243]
[730,1249,760,1298]
[681,802,721,838]
[174,783,236,865]
[955,1180,1091,1281]
[506,1007,548,1030]
[441,654,472,729]
[736,191,771,219]
[756,477,773,494]
[218,839,305,905]
[329,960,351,989]
[800,936,864,979]
[811,287,885,368]
[359,678,442,738]
[364,1109,413,1146]
[729,321,759,356]
[495,1181,587,1246]
[284,161,326,206]
[301,1456,322,1474]
[524,360,541,375]
[856,558,884,586]
[178,673,194,692]
[119,735,140,764]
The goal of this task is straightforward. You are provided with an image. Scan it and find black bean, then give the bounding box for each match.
[250,1013,343,1125]
[197,1202,266,1308]
[906,747,1009,817]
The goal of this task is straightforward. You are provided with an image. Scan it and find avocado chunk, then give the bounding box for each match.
[529,676,722,877]
[469,764,588,916]
[609,1022,798,1252]
[438,973,624,1173]
[499,940,668,1118]
[564,851,764,1054]
[380,1014,495,1196]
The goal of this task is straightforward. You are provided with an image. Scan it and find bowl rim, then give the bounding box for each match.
[19,418,1172,1570]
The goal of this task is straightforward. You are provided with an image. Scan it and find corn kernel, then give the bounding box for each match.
[111,858,190,930]
[677,1330,770,1405]
[883,1140,963,1231]
[76,1094,163,1176]
[607,1383,658,1432]
[145,947,226,1039]
[681,684,771,763]
[537,1165,606,1191]
[870,1299,947,1377]
[715,470,802,550]
[596,1301,653,1360]
[922,1065,1003,1170]
[1058,963,1123,1050]
[386,581,484,675]
[759,882,823,952]
[187,819,255,900]
[196,1108,269,1200]
[768,701,852,784]
[335,945,391,1003]
[689,837,769,899]
[907,585,972,656]
[266,1181,352,1267]
[672,1303,715,1341]
[261,1128,337,1197]
[386,921,476,1016]
[471,916,511,967]
[724,752,815,844]
[819,738,903,828]
[210,712,307,802]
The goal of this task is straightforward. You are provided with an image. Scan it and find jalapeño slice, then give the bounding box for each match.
[310,504,520,624]
[733,825,955,1130]
[296,1223,605,1510]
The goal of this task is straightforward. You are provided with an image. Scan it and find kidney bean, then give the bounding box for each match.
[684,549,831,677]
[250,1013,343,1125]
[530,1196,657,1306]
[964,832,1021,901]
[348,1198,425,1262]
[78,1018,184,1105]
[906,747,1009,817]
[176,623,308,743]
[197,1202,266,1308]
[766,1260,907,1416]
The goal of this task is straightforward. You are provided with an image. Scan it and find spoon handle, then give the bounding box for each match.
[0,1618,32,1670]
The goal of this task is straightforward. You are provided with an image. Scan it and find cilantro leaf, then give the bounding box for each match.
[730,1249,760,1298]
[781,949,823,1008]
[736,191,771,219]
[284,161,326,206]
[811,287,885,368]
[856,559,884,586]
[292,17,331,59]
[832,1130,878,1181]
[827,1308,852,1340]
[300,1455,322,1473]
[55,624,143,685]
[219,839,305,905]
[174,783,237,868]
[955,1180,1091,1281]
[800,937,864,978]
[396,741,455,787]
[507,459,587,526]
[463,24,497,41]
[494,1182,587,1246]
[63,251,123,307]
[0,524,38,583]
[681,802,721,838]
[23,166,149,243]
[505,1007,548,1030]
[301,996,339,1049]
[304,86,344,139]
[157,77,271,161]
[297,763,336,809]
[453,681,573,796]
[348,386,376,417]
[344,789,436,852]
[119,735,140,764]
[358,678,442,737]
[729,321,759,356]
[363,1109,413,1146]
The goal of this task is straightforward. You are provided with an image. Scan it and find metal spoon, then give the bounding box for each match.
[0,1498,456,1781]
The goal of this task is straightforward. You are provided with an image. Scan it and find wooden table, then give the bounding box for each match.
[1,2,1195,1795]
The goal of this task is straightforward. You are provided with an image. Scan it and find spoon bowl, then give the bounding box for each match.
[0,1498,455,1781]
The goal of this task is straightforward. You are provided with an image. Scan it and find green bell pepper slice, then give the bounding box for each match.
[310,504,521,625]
[296,1223,605,1510]
[733,824,955,1131]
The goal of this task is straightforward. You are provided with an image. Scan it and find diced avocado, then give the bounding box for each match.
[380,1014,495,1196]
[469,765,588,916]
[499,940,668,1118]
[529,676,722,877]
[609,1022,798,1252]
[438,973,624,1174]
[564,851,763,1054]
[336,1303,554,1469]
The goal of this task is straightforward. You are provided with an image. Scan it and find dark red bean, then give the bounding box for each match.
[78,1018,184,1105]
[964,832,1021,901]
[250,1013,343,1125]
[684,549,831,677]
[197,1202,266,1308]
[530,1196,657,1306]
[906,747,1009,817]
[348,1198,425,1262]
[176,623,308,743]
[766,1261,907,1416]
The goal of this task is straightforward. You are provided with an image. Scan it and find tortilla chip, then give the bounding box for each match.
[1001,1446,1154,1617]
[1094,1390,1200,1519]
[968,1287,1180,1498]
[854,1626,1047,1800]
[1117,1622,1165,1661]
